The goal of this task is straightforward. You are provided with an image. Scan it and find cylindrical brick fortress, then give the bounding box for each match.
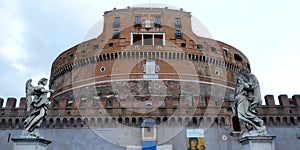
[49,7,250,111]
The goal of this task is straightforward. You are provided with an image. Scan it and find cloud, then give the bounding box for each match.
[0,1,27,72]
[0,0,299,104]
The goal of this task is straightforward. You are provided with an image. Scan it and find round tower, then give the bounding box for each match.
[50,7,250,107]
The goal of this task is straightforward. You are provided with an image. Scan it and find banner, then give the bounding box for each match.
[186,129,206,150]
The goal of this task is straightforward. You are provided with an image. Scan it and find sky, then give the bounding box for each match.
[0,0,299,105]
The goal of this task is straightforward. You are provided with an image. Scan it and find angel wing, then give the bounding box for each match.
[25,79,34,111]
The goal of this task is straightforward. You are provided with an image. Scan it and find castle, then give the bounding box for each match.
[1,6,299,150]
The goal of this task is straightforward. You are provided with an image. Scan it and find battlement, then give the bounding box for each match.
[1,94,300,109]
[0,95,299,130]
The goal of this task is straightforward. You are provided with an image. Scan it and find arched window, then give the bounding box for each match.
[49,118,54,128]
[56,118,61,128]
[262,117,267,125]
[41,118,47,128]
[199,117,203,125]
[232,116,241,131]
[84,118,88,127]
[276,117,281,126]
[138,117,143,125]
[1,118,6,128]
[185,117,190,126]
[214,118,218,126]
[283,117,288,125]
[290,117,296,125]
[220,117,225,126]
[192,117,197,126]
[170,117,175,126]
[97,118,102,127]
[234,54,243,62]
[63,118,68,127]
[156,117,161,125]
[104,118,109,126]
[163,117,168,125]
[8,118,13,128]
[89,118,94,127]
[125,117,129,126]
[269,117,274,126]
[118,118,122,124]
[70,118,75,127]
[177,117,182,126]
[132,117,137,126]
[77,118,82,127]
[15,118,20,129]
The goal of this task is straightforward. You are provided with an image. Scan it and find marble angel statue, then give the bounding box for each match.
[22,78,54,138]
[232,73,267,137]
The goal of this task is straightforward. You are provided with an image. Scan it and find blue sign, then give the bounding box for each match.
[142,141,156,150]
[141,118,156,127]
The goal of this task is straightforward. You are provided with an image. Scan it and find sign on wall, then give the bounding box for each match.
[186,129,206,150]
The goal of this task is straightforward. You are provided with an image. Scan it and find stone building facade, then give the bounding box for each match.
[0,6,299,150]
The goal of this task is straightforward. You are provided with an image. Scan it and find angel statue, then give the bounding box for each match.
[232,73,267,137]
[22,78,54,138]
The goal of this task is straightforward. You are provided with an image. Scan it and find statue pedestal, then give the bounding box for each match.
[238,136,276,150]
[11,138,52,150]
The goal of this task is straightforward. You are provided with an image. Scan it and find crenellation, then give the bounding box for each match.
[5,97,17,108]
[292,95,300,106]
[19,97,27,109]
[0,98,3,108]
[1,95,300,113]
[264,95,275,106]
[278,95,290,106]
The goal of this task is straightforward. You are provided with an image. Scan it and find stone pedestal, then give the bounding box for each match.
[238,136,276,150]
[11,138,52,150]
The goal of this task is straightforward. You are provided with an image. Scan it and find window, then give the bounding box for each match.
[67,100,73,108]
[211,47,217,52]
[197,44,203,50]
[106,99,113,108]
[100,66,105,72]
[112,31,120,39]
[173,98,179,108]
[175,30,182,38]
[154,35,163,45]
[186,97,193,106]
[145,19,151,28]
[198,96,206,107]
[134,16,141,27]
[113,17,120,28]
[181,43,186,48]
[223,48,228,57]
[133,34,142,45]
[155,16,161,27]
[144,34,152,45]
[234,54,243,62]
[93,97,100,108]
[92,45,99,50]
[131,32,165,46]
[80,98,87,108]
[174,18,181,28]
